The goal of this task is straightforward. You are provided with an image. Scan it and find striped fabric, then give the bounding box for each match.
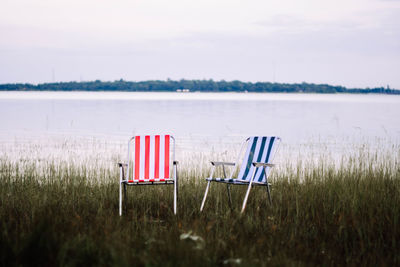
[237,136,277,183]
[205,178,251,184]
[128,135,172,183]
[206,136,278,184]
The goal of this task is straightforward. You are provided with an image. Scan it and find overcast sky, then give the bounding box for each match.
[0,0,399,88]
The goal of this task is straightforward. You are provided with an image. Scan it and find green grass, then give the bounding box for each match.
[1,151,399,266]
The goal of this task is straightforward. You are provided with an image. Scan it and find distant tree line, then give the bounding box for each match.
[0,79,398,94]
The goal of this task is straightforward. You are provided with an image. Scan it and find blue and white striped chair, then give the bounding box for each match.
[200,136,281,213]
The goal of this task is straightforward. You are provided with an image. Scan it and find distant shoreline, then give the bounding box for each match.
[1,79,399,94]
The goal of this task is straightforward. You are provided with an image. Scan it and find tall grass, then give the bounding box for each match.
[0,146,399,266]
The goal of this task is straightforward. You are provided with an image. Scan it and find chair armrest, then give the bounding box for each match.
[210,161,235,166]
[252,162,275,168]
[118,163,127,181]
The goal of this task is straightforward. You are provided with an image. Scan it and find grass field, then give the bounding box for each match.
[1,145,399,266]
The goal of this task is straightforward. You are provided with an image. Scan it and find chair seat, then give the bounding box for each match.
[206,177,270,185]
[124,178,174,184]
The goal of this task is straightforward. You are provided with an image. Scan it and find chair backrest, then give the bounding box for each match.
[237,136,280,183]
[127,135,175,182]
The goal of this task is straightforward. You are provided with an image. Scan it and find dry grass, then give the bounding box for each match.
[0,144,399,266]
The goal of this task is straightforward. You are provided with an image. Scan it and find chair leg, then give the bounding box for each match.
[227,184,233,210]
[173,181,177,215]
[241,168,257,213]
[200,181,211,212]
[174,175,178,215]
[266,183,272,205]
[119,181,123,216]
[123,183,127,212]
[173,163,178,215]
[241,183,253,213]
[119,165,125,216]
[263,167,272,205]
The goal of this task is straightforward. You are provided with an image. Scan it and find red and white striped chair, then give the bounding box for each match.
[119,135,178,215]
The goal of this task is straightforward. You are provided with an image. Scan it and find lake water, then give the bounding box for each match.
[1,91,399,166]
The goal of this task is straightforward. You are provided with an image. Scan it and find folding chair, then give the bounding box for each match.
[200,136,281,213]
[118,135,178,216]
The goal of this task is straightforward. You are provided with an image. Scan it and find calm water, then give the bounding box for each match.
[0,91,399,161]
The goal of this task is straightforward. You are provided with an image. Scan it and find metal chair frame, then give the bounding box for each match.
[118,135,178,216]
[200,137,281,213]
